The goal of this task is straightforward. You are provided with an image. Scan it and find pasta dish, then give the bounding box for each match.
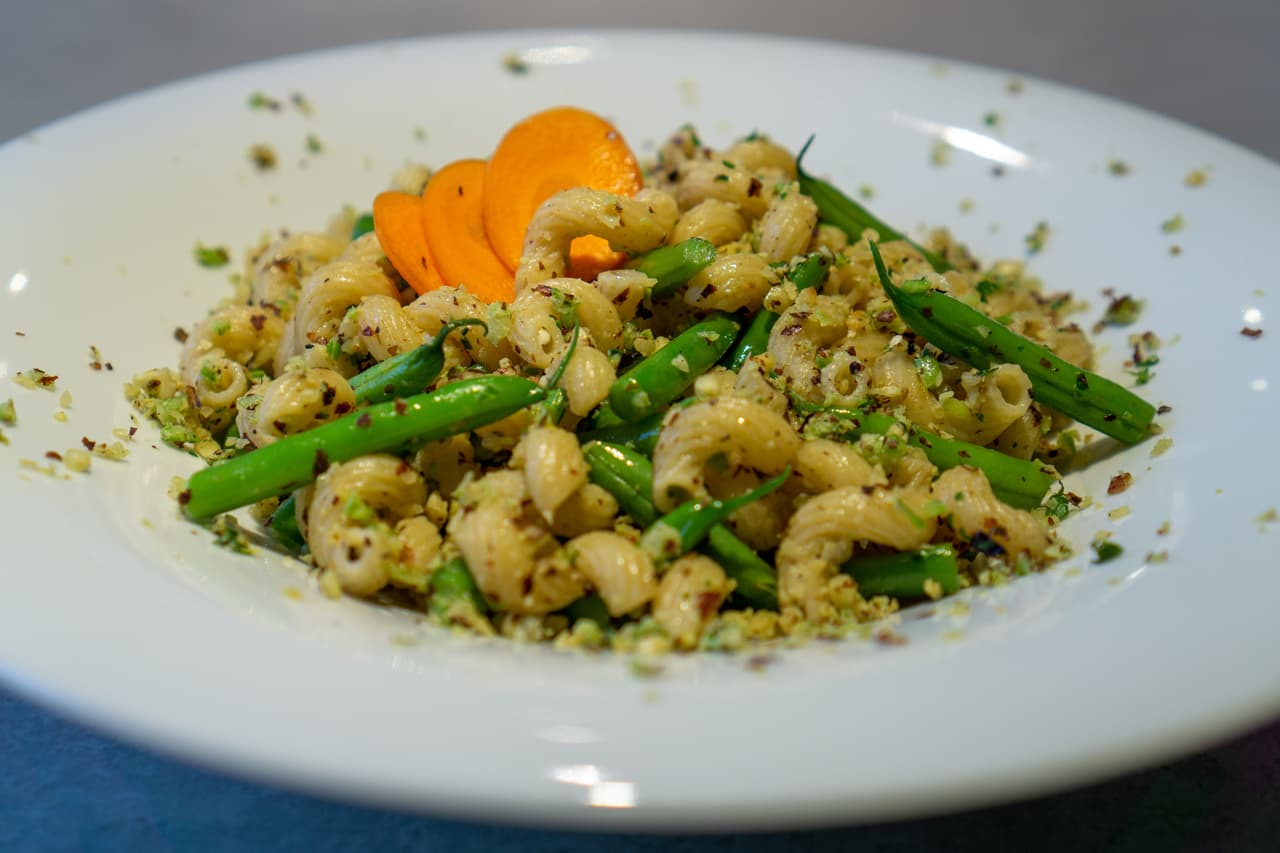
[127,107,1156,654]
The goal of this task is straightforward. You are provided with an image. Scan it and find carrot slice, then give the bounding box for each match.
[372,191,446,295]
[483,106,643,279]
[421,159,516,304]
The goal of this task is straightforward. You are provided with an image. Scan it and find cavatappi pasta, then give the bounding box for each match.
[130,121,1135,655]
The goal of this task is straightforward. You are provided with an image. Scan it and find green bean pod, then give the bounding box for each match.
[639,467,791,567]
[351,211,375,240]
[537,322,580,425]
[868,242,1155,444]
[842,544,960,599]
[429,556,489,617]
[182,376,546,520]
[577,411,665,456]
[582,441,659,527]
[582,441,778,609]
[561,593,613,631]
[267,499,306,553]
[721,252,831,371]
[634,238,718,297]
[608,313,741,422]
[349,318,486,405]
[796,136,953,274]
[804,408,1057,509]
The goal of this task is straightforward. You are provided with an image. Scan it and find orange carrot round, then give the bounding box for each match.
[483,106,643,279]
[421,159,516,304]
[372,191,446,295]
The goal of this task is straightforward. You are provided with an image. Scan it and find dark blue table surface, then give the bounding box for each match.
[4,688,1277,852]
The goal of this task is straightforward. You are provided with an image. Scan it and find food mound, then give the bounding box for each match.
[127,106,1155,655]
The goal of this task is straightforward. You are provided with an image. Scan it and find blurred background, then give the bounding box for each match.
[5,0,1280,161]
[2,1,1278,850]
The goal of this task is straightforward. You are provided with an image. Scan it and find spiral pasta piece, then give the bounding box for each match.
[671,199,748,247]
[276,258,400,374]
[567,531,658,617]
[757,184,818,263]
[519,425,588,521]
[515,188,678,290]
[684,253,778,313]
[510,278,625,368]
[777,485,937,622]
[932,467,1051,558]
[300,454,429,597]
[651,397,800,512]
[651,554,734,649]
[236,367,355,447]
[448,471,586,615]
[249,232,345,310]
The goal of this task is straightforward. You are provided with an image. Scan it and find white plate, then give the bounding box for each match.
[1,30,1277,830]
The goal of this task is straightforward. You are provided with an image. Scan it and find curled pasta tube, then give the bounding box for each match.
[672,159,774,219]
[651,554,735,649]
[510,277,624,368]
[518,425,588,521]
[651,397,800,512]
[721,137,798,179]
[180,305,285,422]
[566,531,658,617]
[757,184,819,263]
[671,199,748,247]
[275,258,400,374]
[515,187,678,290]
[683,253,778,313]
[448,471,586,615]
[236,367,355,447]
[932,466,1051,558]
[249,231,344,310]
[776,485,937,622]
[299,454,429,597]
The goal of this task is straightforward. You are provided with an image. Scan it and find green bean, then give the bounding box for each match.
[537,322,579,425]
[182,376,545,520]
[720,252,830,371]
[803,408,1056,509]
[582,441,778,609]
[577,410,665,456]
[349,318,486,405]
[796,136,952,274]
[430,556,489,618]
[842,544,959,599]
[721,309,779,373]
[582,441,658,527]
[639,467,791,568]
[635,238,718,297]
[267,499,306,553]
[562,593,612,630]
[351,211,375,240]
[868,242,1155,444]
[608,313,740,422]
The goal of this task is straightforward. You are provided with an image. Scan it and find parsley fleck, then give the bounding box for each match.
[501,52,530,75]
[248,143,277,171]
[1098,293,1144,328]
[1160,213,1185,234]
[247,92,281,111]
[1024,221,1050,254]
[304,133,324,155]
[1091,539,1124,564]
[194,244,230,268]
[1044,486,1073,521]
